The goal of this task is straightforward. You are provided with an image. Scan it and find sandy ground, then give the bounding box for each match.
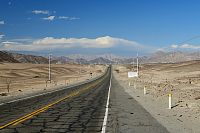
[0,63,106,102]
[113,61,200,133]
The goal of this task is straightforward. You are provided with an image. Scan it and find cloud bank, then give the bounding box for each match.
[0,36,142,51]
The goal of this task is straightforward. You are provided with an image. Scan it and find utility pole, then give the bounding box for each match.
[49,54,51,83]
[136,53,139,76]
[132,58,134,71]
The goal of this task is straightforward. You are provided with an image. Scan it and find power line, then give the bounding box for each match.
[177,35,200,45]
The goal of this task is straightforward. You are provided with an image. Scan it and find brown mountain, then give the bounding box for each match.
[11,53,49,64]
[146,51,200,63]
[0,51,53,64]
[0,51,19,63]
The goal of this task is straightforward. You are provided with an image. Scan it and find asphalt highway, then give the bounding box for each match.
[0,66,170,133]
[0,68,111,133]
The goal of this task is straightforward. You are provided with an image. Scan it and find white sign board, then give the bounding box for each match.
[128,71,138,78]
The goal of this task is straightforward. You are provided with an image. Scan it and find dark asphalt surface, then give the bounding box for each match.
[0,67,171,133]
[106,76,169,133]
[0,68,111,133]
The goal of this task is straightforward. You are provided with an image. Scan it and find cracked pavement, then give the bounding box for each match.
[0,70,110,133]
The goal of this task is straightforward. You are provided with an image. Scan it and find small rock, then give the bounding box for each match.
[0,93,8,96]
[194,96,200,100]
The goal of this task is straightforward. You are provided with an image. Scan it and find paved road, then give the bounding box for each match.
[0,68,111,133]
[0,67,171,133]
[106,76,169,133]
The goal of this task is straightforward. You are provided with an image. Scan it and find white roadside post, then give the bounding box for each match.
[168,93,172,109]
[144,86,147,95]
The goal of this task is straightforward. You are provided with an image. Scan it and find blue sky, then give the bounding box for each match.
[1,0,200,56]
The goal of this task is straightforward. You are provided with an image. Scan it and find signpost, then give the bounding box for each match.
[128,53,139,86]
[128,71,138,78]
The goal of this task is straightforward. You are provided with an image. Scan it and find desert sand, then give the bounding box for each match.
[113,61,200,132]
[0,63,106,102]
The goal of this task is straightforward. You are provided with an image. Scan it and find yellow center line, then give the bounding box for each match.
[0,81,101,130]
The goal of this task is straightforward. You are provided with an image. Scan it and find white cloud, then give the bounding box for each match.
[171,44,178,48]
[42,16,55,21]
[2,41,21,44]
[156,48,165,51]
[33,36,139,48]
[69,17,80,20]
[0,36,142,51]
[171,44,200,49]
[32,10,49,15]
[0,34,4,39]
[58,16,69,19]
[0,21,5,25]
[180,44,200,49]
[58,16,80,20]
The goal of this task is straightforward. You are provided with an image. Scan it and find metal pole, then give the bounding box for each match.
[49,54,51,83]
[136,53,139,76]
[132,61,134,71]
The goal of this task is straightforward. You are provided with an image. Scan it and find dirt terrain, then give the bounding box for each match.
[0,63,105,102]
[114,60,200,132]
[115,61,200,110]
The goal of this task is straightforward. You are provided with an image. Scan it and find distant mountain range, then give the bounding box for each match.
[1,50,200,64]
[0,51,19,63]
[144,51,200,63]
[0,51,49,64]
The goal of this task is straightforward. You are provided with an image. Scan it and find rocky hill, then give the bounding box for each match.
[0,51,55,64]
[145,51,200,63]
[11,53,49,64]
[0,51,19,63]
[89,57,114,64]
[1,50,200,64]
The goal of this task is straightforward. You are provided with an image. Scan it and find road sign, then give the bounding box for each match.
[128,71,138,78]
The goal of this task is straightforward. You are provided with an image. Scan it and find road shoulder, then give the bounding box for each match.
[106,75,169,133]
[112,70,199,133]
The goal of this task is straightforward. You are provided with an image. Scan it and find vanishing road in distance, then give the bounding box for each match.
[0,66,169,133]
